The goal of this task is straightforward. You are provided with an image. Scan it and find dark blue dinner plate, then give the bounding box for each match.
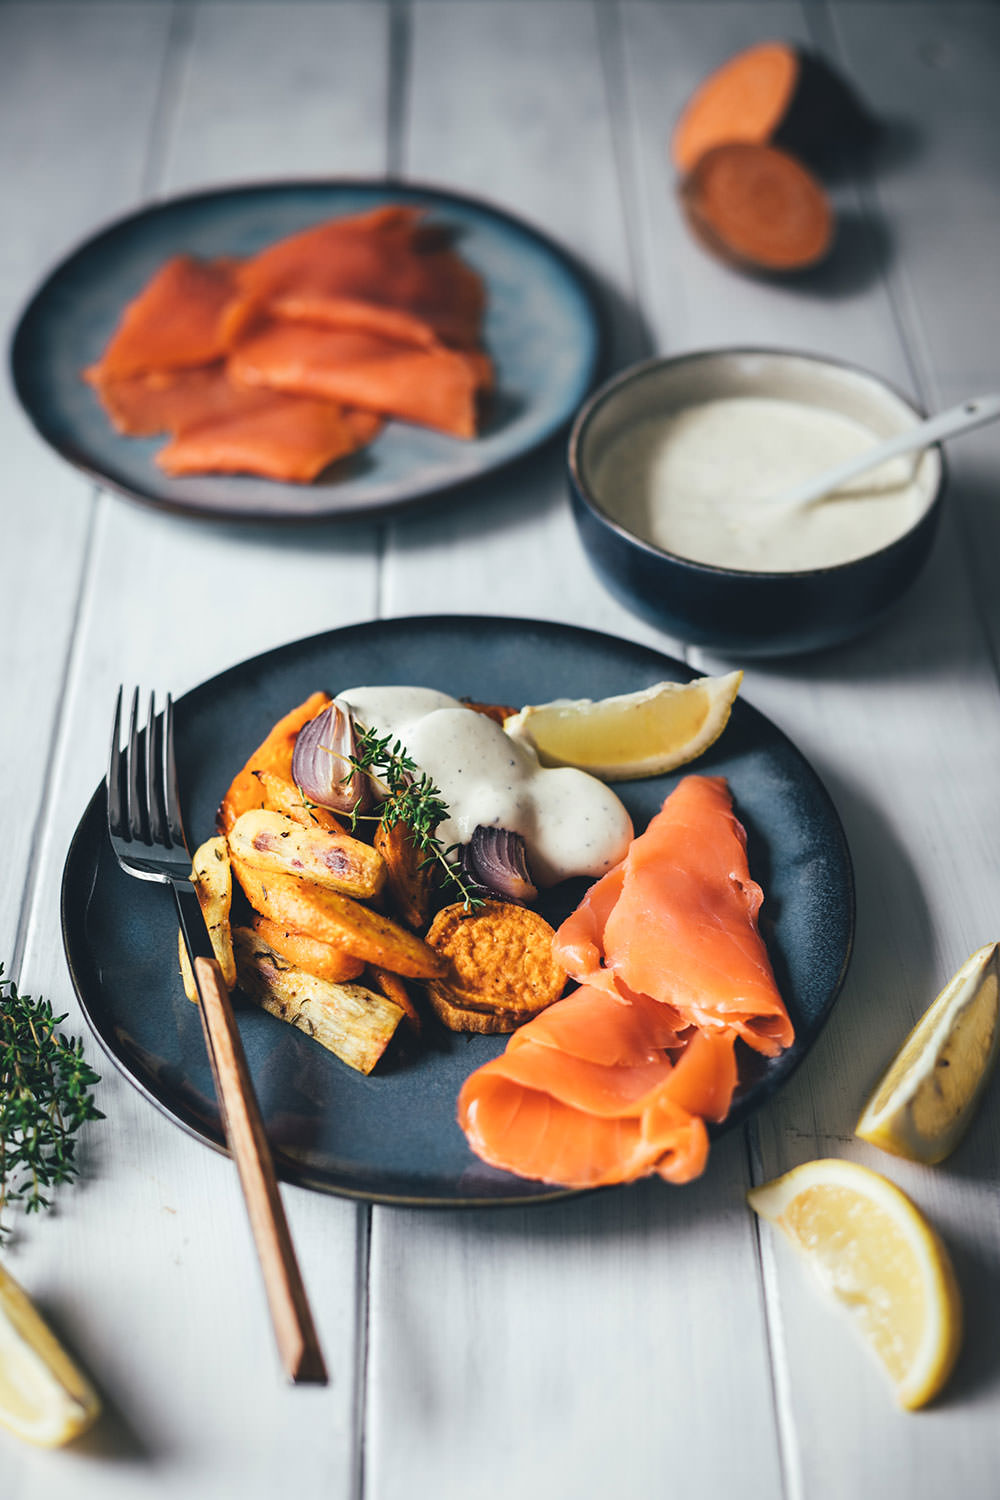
[11,180,601,522]
[61,617,854,1206]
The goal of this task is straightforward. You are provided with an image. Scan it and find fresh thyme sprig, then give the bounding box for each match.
[347,726,484,910]
[0,966,103,1242]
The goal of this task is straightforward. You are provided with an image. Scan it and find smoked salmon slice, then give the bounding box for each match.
[458,992,737,1187]
[225,206,486,350]
[228,320,491,439]
[85,363,272,437]
[84,255,237,382]
[458,774,793,1191]
[555,775,794,1057]
[156,397,381,483]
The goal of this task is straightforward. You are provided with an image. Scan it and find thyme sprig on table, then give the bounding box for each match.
[347,726,484,910]
[0,966,103,1242]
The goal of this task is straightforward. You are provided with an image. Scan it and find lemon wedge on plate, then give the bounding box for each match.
[0,1261,100,1446]
[856,942,1000,1164]
[502,671,743,780]
[748,1158,962,1410]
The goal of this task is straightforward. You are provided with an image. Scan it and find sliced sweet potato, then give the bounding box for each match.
[218,692,331,835]
[373,818,435,930]
[679,142,833,273]
[671,42,877,176]
[229,855,445,979]
[249,914,365,983]
[233,927,404,1074]
[366,965,421,1032]
[228,809,385,900]
[424,900,566,1032]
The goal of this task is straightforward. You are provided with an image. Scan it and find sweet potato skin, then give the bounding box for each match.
[217,692,331,835]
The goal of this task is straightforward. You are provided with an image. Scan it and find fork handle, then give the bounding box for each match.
[192,956,328,1385]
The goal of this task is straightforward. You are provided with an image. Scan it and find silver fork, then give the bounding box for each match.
[107,687,327,1385]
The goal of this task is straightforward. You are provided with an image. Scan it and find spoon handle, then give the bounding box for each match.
[768,392,1000,514]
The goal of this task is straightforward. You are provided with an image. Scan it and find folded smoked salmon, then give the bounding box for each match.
[457,775,794,1189]
[83,206,492,482]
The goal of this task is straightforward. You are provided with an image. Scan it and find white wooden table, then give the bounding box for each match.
[4,3,1000,1496]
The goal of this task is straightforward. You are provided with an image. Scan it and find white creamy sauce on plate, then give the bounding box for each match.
[593,396,932,572]
[338,685,633,887]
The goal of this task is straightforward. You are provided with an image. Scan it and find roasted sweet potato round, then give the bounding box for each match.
[425,900,566,1032]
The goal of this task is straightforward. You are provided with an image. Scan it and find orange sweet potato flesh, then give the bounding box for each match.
[672,42,800,174]
[218,693,331,835]
[679,142,833,272]
[250,913,366,983]
[85,255,238,382]
[229,856,446,979]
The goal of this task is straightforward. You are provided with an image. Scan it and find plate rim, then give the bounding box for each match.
[60,614,855,1208]
[11,175,606,525]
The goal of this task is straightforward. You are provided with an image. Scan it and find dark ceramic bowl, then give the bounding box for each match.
[568,349,945,657]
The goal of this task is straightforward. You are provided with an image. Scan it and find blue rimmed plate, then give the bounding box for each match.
[61,616,854,1206]
[11,180,602,522]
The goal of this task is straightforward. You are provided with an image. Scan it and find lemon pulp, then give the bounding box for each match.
[0,1262,100,1446]
[857,942,1000,1163]
[749,1158,962,1410]
[503,671,742,780]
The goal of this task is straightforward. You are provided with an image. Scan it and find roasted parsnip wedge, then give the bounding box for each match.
[228,809,385,899]
[218,692,331,835]
[233,927,404,1074]
[230,855,446,979]
[178,835,237,1002]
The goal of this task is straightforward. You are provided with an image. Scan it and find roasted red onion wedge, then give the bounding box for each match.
[291,698,369,814]
[461,826,538,903]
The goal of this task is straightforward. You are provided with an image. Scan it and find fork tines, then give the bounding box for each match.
[107,687,185,851]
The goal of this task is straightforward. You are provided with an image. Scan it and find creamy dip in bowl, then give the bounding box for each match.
[568,349,944,657]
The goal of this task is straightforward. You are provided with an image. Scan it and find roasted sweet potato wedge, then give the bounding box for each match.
[233,927,404,1074]
[229,855,445,979]
[217,692,331,835]
[178,835,237,1001]
[365,964,421,1032]
[228,809,385,900]
[373,818,435,930]
[424,899,565,1032]
[250,913,366,983]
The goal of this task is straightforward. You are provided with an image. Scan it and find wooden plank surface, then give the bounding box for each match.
[2,3,999,1498]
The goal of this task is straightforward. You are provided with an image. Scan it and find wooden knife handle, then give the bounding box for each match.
[193,956,328,1385]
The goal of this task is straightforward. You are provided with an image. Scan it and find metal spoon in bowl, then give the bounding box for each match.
[760,392,1000,517]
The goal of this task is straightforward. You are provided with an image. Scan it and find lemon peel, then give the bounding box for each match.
[502,671,743,780]
[749,1157,962,1410]
[0,1261,100,1446]
[856,942,1000,1164]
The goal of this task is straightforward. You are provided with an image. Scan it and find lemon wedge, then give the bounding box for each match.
[0,1261,100,1446]
[502,671,743,780]
[748,1158,962,1410]
[856,942,1000,1164]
